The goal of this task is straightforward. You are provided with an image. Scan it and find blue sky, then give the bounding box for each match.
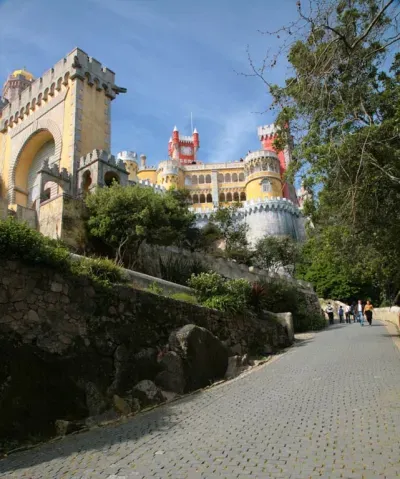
[0,0,298,166]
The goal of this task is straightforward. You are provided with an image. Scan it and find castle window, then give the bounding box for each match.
[233,192,239,202]
[226,192,233,202]
[192,194,199,204]
[185,176,191,186]
[192,175,198,185]
[225,173,231,183]
[82,170,92,196]
[218,173,224,183]
[232,173,238,182]
[206,193,212,203]
[199,175,204,184]
[104,171,120,187]
[219,192,225,202]
[261,179,272,193]
[200,194,206,203]
[239,172,244,181]
[205,174,211,184]
[240,192,246,201]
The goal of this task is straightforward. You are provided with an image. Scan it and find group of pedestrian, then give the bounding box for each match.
[325,300,374,326]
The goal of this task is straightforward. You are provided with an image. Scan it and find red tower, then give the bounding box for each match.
[168,126,200,165]
[258,124,294,201]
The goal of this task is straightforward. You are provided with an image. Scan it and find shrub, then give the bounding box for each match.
[249,282,269,312]
[0,218,70,269]
[170,292,198,304]
[159,254,207,286]
[188,272,251,313]
[188,271,226,301]
[70,256,125,286]
[146,281,164,295]
[0,218,126,288]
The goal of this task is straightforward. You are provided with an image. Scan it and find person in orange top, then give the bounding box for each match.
[364,300,374,326]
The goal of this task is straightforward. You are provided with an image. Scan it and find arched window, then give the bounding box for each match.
[199,175,204,184]
[225,173,231,183]
[200,193,206,203]
[261,179,272,193]
[185,176,191,186]
[232,173,238,182]
[82,171,92,196]
[192,194,199,203]
[218,173,224,183]
[219,192,226,202]
[205,174,211,184]
[262,162,268,171]
[192,175,198,185]
[226,192,233,202]
[206,193,212,203]
[239,172,245,181]
[104,171,120,187]
[240,192,246,201]
[233,192,239,202]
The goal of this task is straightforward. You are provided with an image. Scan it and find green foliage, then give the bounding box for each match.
[70,256,125,286]
[210,206,252,263]
[85,184,195,266]
[262,0,400,303]
[0,217,70,269]
[146,281,164,295]
[253,236,300,274]
[170,292,198,304]
[0,218,126,288]
[159,254,207,286]
[188,271,226,302]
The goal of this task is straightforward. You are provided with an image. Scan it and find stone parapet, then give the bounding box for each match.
[0,47,126,132]
[78,149,126,173]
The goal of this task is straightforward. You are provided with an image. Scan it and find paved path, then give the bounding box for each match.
[1,321,400,479]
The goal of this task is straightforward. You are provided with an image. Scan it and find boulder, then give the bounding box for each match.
[85,410,120,428]
[112,394,131,415]
[169,324,228,392]
[154,351,185,394]
[130,380,164,407]
[85,382,108,416]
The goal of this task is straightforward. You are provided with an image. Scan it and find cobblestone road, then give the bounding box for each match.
[1,320,400,478]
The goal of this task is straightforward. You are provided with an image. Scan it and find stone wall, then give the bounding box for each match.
[0,259,291,443]
[374,307,400,328]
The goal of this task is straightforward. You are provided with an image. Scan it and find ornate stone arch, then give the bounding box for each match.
[8,118,63,203]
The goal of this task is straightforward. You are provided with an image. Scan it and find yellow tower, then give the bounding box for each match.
[0,48,125,238]
[244,150,282,201]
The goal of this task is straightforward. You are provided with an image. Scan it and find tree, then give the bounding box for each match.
[248,0,400,303]
[253,235,300,274]
[85,184,195,267]
[210,205,251,263]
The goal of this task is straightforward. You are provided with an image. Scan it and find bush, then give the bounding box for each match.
[0,218,70,269]
[146,281,164,295]
[159,254,207,286]
[188,272,226,301]
[70,256,125,286]
[0,218,126,288]
[170,292,198,304]
[188,272,251,313]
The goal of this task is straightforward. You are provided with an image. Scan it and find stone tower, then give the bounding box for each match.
[2,69,34,104]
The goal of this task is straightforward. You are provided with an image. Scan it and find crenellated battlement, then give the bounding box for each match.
[78,149,127,172]
[0,47,126,132]
[257,124,279,140]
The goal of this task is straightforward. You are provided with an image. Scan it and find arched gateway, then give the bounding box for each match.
[0,48,126,240]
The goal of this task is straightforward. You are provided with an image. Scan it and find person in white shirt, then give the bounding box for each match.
[357,300,364,326]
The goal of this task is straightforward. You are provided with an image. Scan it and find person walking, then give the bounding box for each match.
[350,302,357,322]
[326,302,334,325]
[338,305,345,323]
[364,300,374,326]
[357,300,364,326]
[345,304,351,323]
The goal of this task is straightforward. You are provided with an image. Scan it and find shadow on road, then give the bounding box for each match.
[0,390,207,475]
